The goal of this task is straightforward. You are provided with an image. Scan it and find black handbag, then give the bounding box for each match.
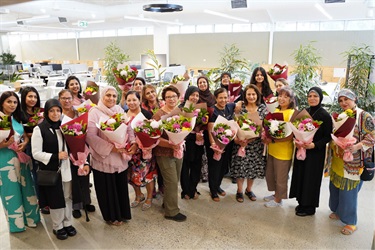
[358,111,375,181]
[37,134,65,186]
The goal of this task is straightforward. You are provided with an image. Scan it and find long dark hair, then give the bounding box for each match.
[20,86,41,114]
[0,91,21,122]
[65,75,83,99]
[250,67,273,98]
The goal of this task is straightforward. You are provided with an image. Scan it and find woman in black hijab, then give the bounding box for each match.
[289,87,332,216]
[32,99,78,240]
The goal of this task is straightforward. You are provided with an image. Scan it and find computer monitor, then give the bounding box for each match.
[163,72,174,83]
[144,69,155,81]
[51,64,62,71]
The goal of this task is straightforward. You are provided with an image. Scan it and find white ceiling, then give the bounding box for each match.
[0,0,374,33]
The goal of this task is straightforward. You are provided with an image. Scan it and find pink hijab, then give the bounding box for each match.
[96,86,124,116]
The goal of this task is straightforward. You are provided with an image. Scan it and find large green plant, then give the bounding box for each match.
[291,41,322,109]
[0,51,16,65]
[103,42,130,88]
[207,43,257,91]
[144,49,166,81]
[343,44,375,114]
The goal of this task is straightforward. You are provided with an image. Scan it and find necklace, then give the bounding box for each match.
[215,105,227,118]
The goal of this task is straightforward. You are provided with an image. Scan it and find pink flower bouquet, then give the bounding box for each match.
[113,64,138,91]
[288,109,322,160]
[74,99,96,116]
[131,112,163,160]
[97,112,131,161]
[161,107,196,159]
[234,112,262,157]
[211,115,238,161]
[331,109,356,162]
[61,112,89,175]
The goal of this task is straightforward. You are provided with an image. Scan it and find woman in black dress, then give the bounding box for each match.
[289,87,332,216]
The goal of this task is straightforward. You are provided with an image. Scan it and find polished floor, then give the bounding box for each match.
[1,174,374,249]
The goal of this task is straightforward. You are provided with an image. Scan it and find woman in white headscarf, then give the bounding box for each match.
[86,86,138,226]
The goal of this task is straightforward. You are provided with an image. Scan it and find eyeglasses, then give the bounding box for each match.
[165,95,178,100]
[60,97,72,101]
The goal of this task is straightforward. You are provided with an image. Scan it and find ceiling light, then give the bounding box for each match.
[203,10,249,23]
[143,4,183,13]
[17,15,51,22]
[315,4,333,19]
[124,15,182,25]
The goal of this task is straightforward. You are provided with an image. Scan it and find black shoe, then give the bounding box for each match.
[64,225,77,236]
[53,228,68,240]
[85,204,96,212]
[165,213,187,222]
[296,211,315,217]
[72,210,82,218]
[40,207,50,214]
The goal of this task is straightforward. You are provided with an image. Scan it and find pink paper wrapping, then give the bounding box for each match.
[8,142,31,163]
[135,136,159,160]
[331,134,357,162]
[70,146,90,176]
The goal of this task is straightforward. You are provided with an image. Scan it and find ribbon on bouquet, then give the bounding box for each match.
[111,134,132,161]
[135,136,159,160]
[331,134,357,162]
[70,146,90,176]
[8,142,31,163]
[294,138,313,161]
[169,140,185,159]
[211,144,224,161]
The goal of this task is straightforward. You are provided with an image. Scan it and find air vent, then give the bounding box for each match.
[58,17,67,23]
[231,0,247,9]
[325,0,345,3]
[17,20,25,25]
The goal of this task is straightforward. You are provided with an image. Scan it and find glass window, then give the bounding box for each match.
[103,29,116,37]
[57,33,68,39]
[252,23,270,31]
[215,24,232,33]
[132,27,147,35]
[67,32,76,39]
[91,30,103,37]
[29,34,38,40]
[146,27,154,35]
[297,22,320,31]
[275,22,297,31]
[180,25,195,34]
[38,33,48,40]
[233,23,251,32]
[79,31,91,38]
[320,21,344,31]
[196,25,213,33]
[118,28,132,36]
[21,34,30,41]
[167,26,180,34]
[48,33,57,40]
[346,20,375,30]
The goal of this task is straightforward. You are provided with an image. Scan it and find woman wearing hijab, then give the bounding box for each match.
[289,87,332,216]
[179,86,204,200]
[32,99,76,240]
[86,86,137,226]
[327,89,374,235]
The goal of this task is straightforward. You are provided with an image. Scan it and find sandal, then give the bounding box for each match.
[245,190,257,201]
[329,212,339,220]
[142,198,152,211]
[130,194,145,208]
[218,188,226,196]
[236,192,244,203]
[107,220,123,226]
[341,225,357,235]
[193,192,199,200]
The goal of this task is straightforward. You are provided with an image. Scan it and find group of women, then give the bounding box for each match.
[0,66,374,237]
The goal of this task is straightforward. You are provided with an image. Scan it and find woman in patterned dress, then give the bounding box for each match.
[0,91,40,233]
[231,85,267,202]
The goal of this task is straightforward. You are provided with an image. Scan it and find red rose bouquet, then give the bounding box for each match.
[113,65,138,91]
[267,63,288,81]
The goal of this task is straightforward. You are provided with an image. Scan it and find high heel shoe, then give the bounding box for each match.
[130,194,145,208]
[142,198,152,211]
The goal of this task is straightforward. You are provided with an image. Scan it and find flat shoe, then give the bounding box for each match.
[53,228,68,240]
[245,190,256,201]
[64,226,77,237]
[165,213,187,222]
[217,188,226,196]
[236,192,244,203]
[142,198,152,211]
[211,193,220,202]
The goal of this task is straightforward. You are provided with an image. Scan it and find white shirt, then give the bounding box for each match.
[31,126,72,182]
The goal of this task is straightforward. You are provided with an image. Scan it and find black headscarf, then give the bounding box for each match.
[179,86,199,108]
[197,76,216,107]
[44,99,62,129]
[220,72,231,89]
[307,86,323,116]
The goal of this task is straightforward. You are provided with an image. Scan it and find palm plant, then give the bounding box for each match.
[103,42,130,88]
[291,41,322,109]
[144,49,166,81]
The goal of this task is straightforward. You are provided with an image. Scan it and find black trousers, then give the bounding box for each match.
[180,135,204,198]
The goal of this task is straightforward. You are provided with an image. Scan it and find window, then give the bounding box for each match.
[196,25,213,33]
[346,20,375,30]
[252,23,270,31]
[233,23,251,32]
[167,26,180,34]
[275,22,297,31]
[118,28,132,36]
[180,25,195,34]
[103,29,116,37]
[320,21,344,31]
[297,22,319,31]
[215,24,232,33]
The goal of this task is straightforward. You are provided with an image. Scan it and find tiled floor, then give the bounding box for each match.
[1,174,374,249]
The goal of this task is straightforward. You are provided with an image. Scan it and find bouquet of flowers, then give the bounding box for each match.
[131,112,163,159]
[234,112,262,157]
[26,108,44,127]
[170,75,189,99]
[331,109,356,162]
[228,76,243,103]
[83,81,100,104]
[61,112,90,175]
[267,63,288,81]
[0,114,13,143]
[97,112,132,161]
[263,112,293,142]
[181,101,209,145]
[287,109,322,160]
[74,99,96,116]
[7,131,30,164]
[113,64,138,91]
[161,107,196,159]
[211,115,238,161]
[263,93,278,113]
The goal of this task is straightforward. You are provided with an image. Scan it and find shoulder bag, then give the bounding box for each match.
[358,111,375,181]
